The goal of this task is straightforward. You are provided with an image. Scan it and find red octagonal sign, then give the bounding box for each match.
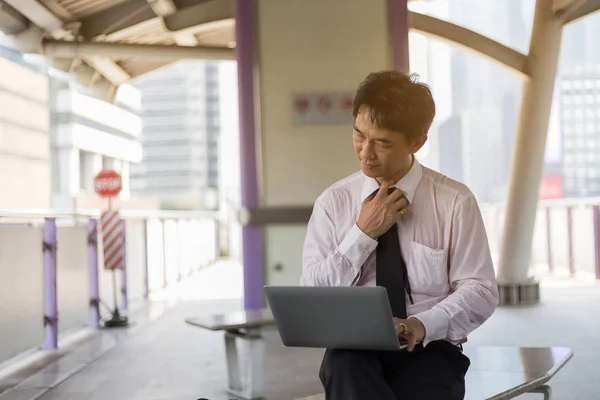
[94,170,122,198]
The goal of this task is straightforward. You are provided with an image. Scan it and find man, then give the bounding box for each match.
[300,70,499,400]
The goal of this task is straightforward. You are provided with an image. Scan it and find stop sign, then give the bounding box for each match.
[94,170,122,197]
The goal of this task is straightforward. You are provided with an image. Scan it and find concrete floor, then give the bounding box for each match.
[1,260,599,400]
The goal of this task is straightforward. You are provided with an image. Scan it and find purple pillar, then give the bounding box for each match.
[593,205,600,280]
[545,207,553,272]
[389,0,410,72]
[120,219,128,311]
[567,206,575,275]
[235,0,265,310]
[42,218,58,350]
[88,219,100,329]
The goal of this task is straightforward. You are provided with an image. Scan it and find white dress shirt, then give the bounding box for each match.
[300,158,499,346]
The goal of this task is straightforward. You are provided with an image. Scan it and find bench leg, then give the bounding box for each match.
[224,329,265,400]
[528,384,551,400]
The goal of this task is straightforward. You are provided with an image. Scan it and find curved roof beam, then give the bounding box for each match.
[409,11,530,79]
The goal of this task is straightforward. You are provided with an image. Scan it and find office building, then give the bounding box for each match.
[0,47,51,208]
[560,64,600,198]
[49,79,143,209]
[131,60,220,210]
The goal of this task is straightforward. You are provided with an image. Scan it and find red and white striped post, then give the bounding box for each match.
[94,170,129,327]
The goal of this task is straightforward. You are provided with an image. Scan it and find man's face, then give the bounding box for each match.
[353,106,426,182]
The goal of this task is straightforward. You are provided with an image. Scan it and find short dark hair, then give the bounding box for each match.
[352,70,435,139]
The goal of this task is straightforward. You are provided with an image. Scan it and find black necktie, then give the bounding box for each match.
[376,223,412,319]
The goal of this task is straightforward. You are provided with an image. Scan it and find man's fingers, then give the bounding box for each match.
[393,318,407,336]
[376,180,394,199]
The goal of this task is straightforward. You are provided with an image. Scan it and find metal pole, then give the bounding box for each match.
[593,205,600,280]
[42,218,58,350]
[567,206,575,275]
[143,219,149,299]
[235,0,265,310]
[88,219,100,329]
[162,219,168,288]
[497,0,563,301]
[120,219,128,311]
[545,207,553,273]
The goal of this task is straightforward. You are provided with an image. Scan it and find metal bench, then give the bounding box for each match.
[185,308,275,400]
[296,346,573,400]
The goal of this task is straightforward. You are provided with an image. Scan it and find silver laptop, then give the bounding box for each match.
[264,285,405,351]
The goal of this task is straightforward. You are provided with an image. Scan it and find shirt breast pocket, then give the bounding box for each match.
[408,241,449,295]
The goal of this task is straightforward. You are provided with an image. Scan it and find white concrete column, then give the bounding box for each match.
[120,160,131,201]
[58,148,80,197]
[497,0,563,288]
[83,153,102,193]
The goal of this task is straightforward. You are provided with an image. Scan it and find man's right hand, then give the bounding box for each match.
[356,179,409,239]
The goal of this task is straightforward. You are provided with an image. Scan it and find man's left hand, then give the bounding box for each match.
[393,317,426,352]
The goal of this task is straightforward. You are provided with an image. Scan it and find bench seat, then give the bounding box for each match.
[186,308,275,400]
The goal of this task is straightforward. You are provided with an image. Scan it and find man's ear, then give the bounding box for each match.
[410,134,428,154]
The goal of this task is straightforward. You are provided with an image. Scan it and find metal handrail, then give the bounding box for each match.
[481,197,600,209]
[0,208,221,221]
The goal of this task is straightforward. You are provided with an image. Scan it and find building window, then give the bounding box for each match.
[564,167,574,176]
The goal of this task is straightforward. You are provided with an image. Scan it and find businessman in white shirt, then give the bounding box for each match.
[300,70,499,399]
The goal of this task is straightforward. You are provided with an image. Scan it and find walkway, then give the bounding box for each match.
[1,261,598,399]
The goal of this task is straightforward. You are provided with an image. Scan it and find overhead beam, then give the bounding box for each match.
[37,0,76,23]
[147,0,177,16]
[144,0,198,46]
[42,39,235,60]
[3,0,61,31]
[163,0,233,32]
[4,0,131,86]
[0,2,28,35]
[561,0,600,23]
[85,57,130,84]
[410,11,530,78]
[78,0,155,38]
[78,0,232,41]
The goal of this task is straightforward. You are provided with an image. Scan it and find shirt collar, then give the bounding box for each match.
[360,156,423,204]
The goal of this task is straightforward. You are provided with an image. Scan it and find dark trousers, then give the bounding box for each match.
[319,340,470,400]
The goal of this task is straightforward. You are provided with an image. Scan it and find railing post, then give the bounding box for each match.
[545,207,553,273]
[593,205,600,280]
[88,219,100,328]
[143,219,149,299]
[162,219,168,288]
[42,218,58,350]
[120,219,128,311]
[567,206,575,276]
